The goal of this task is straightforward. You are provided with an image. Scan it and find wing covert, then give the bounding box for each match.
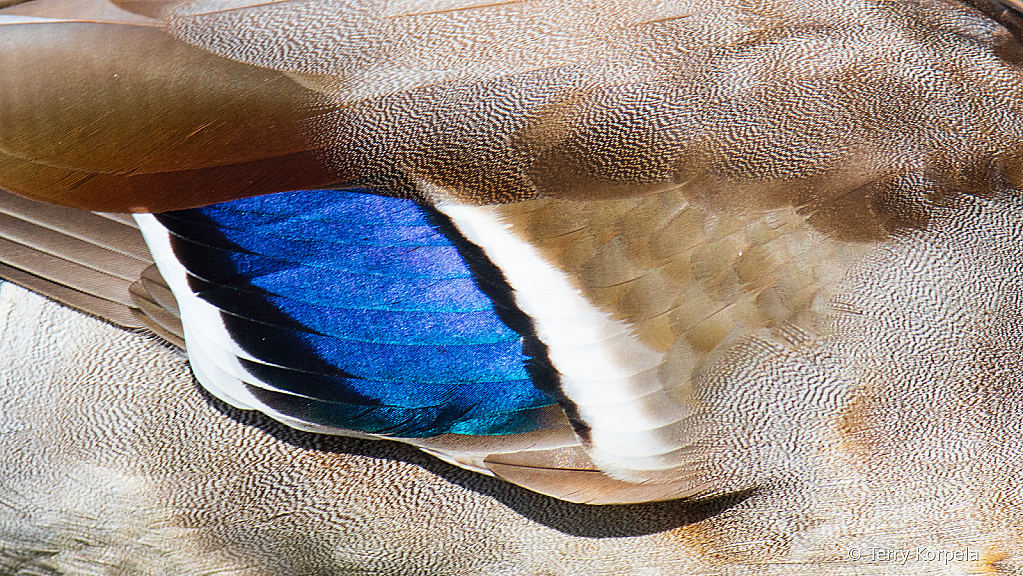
[136,189,566,438]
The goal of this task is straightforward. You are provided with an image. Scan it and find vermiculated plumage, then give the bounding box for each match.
[3,0,1023,509]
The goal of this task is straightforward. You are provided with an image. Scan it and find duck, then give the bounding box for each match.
[3,0,1023,572]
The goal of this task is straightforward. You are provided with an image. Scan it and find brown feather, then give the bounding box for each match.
[0,214,149,283]
[0,7,342,211]
[137,263,180,318]
[0,0,157,22]
[0,262,141,328]
[0,190,149,260]
[94,212,141,229]
[0,236,143,307]
[0,190,170,333]
[129,272,185,347]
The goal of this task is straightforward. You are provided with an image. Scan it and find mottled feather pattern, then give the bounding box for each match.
[453,190,871,490]
[5,194,1023,570]
[3,0,1023,572]
[2,0,1022,212]
[155,0,1023,213]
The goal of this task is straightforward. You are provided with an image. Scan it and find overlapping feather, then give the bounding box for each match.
[2,0,1023,504]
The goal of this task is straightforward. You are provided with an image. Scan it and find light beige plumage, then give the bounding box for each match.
[3,0,1023,572]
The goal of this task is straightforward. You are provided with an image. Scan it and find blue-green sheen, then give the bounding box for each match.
[158,189,558,437]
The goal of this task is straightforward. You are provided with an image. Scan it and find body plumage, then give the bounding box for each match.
[1,0,1023,572]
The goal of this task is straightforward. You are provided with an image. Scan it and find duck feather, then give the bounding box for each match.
[3,0,1023,505]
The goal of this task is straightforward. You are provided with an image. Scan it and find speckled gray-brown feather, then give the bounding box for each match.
[152,0,1023,214]
[5,0,1023,504]
[3,0,1023,214]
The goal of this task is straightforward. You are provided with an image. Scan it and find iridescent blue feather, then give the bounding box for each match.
[156,189,559,437]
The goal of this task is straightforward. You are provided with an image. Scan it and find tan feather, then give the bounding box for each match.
[0,198,150,308]
[0,262,141,328]
[0,1,341,211]
[483,445,707,504]
[136,262,180,318]
[0,190,187,337]
[129,265,185,347]
[0,190,149,262]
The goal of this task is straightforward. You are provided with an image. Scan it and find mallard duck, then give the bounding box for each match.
[3,0,1023,572]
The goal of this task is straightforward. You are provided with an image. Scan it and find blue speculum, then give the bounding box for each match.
[159,189,559,437]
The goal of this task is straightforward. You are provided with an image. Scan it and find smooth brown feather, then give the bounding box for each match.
[0,262,141,328]
[0,19,314,173]
[129,276,185,347]
[0,190,149,260]
[129,310,186,347]
[0,190,187,344]
[0,215,149,282]
[0,237,143,307]
[0,147,342,213]
[129,306,186,348]
[0,190,154,329]
[0,5,342,211]
[137,263,180,318]
[94,212,141,229]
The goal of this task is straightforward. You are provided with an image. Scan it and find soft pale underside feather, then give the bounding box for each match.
[7,262,1023,573]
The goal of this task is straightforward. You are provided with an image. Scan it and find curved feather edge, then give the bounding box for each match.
[129,265,186,347]
[0,190,153,329]
[133,196,743,504]
[422,181,871,495]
